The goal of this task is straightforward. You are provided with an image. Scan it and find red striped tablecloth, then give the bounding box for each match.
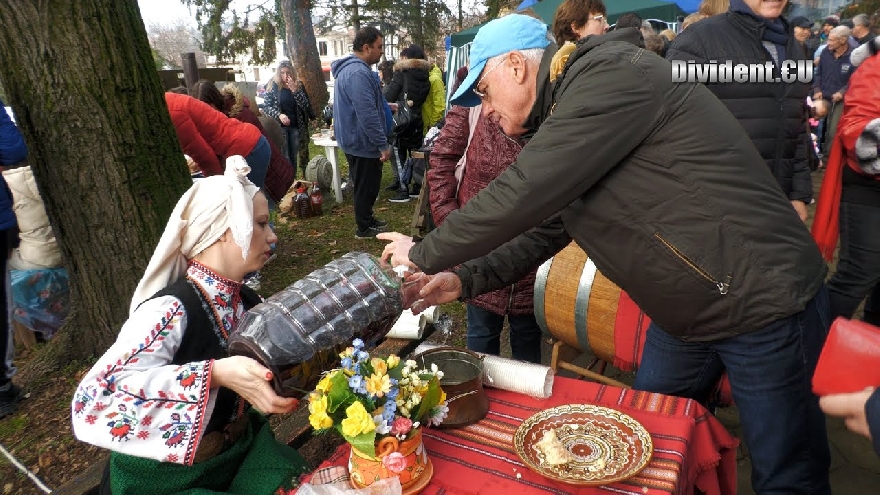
[301,376,739,495]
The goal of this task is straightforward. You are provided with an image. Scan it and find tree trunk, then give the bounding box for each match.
[351,0,361,32]
[0,0,192,380]
[281,0,329,118]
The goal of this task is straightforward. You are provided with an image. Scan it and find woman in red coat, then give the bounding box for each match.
[165,92,270,189]
[812,36,880,322]
[190,80,295,207]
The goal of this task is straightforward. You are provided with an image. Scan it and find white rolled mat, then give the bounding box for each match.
[413,342,554,399]
[386,307,439,340]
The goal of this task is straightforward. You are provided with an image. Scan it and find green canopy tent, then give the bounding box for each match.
[529,0,685,26]
[450,22,486,48]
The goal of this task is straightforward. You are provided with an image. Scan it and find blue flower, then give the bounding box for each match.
[357,351,369,362]
[382,406,396,421]
[387,387,399,400]
[341,357,353,370]
[348,375,363,390]
[384,399,397,412]
[352,338,364,349]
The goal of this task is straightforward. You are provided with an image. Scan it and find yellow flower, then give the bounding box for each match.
[340,346,354,358]
[439,389,447,403]
[309,411,333,429]
[308,395,333,430]
[341,402,376,437]
[365,373,391,397]
[371,358,388,376]
[316,373,334,394]
[387,355,400,369]
[309,394,329,415]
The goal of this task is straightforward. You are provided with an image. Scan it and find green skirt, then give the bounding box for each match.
[109,411,308,495]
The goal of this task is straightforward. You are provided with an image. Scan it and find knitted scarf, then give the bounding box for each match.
[730,0,789,62]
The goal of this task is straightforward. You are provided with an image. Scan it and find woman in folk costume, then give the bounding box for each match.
[70,157,307,494]
[812,36,880,324]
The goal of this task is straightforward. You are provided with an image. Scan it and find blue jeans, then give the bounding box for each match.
[634,287,831,495]
[244,136,270,189]
[828,201,880,325]
[466,305,542,364]
[282,126,300,175]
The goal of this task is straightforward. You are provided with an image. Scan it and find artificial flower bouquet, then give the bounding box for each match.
[308,338,449,458]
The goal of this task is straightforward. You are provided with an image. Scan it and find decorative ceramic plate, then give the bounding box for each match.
[513,404,653,486]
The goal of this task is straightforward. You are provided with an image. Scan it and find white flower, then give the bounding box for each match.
[430,363,439,374]
[427,404,449,427]
[373,414,392,435]
[405,359,417,368]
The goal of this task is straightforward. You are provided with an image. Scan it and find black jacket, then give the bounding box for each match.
[666,11,813,202]
[383,58,432,114]
[408,29,827,342]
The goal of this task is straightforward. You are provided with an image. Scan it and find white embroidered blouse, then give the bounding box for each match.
[70,262,246,465]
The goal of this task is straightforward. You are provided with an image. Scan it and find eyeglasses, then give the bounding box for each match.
[591,14,606,24]
[472,55,509,102]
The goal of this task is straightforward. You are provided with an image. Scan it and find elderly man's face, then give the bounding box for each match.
[794,26,811,42]
[742,0,787,19]
[827,34,844,50]
[475,53,535,137]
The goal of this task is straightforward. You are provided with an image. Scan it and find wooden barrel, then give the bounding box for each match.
[534,242,624,364]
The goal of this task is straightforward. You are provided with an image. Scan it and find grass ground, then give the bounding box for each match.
[0,142,467,494]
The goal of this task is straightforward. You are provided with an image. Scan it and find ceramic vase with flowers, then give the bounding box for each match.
[308,339,449,494]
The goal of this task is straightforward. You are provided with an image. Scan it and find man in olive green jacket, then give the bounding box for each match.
[380,14,831,495]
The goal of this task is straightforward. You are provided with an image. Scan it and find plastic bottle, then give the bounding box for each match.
[309,184,323,216]
[294,186,311,219]
[228,252,405,397]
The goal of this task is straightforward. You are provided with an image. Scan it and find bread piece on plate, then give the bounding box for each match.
[535,429,573,465]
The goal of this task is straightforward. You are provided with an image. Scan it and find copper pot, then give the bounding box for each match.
[413,346,489,428]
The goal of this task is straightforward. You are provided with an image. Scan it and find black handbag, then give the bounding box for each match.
[392,76,422,138]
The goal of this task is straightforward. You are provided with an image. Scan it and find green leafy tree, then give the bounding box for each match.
[185,0,328,117]
[839,1,880,21]
[0,0,192,377]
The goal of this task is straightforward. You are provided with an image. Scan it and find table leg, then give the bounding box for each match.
[324,145,343,203]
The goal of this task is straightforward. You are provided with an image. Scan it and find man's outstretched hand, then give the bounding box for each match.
[377,232,418,271]
[410,272,464,313]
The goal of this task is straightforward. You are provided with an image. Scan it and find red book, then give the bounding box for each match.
[813,317,880,396]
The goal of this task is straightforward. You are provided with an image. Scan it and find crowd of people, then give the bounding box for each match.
[2,0,880,492]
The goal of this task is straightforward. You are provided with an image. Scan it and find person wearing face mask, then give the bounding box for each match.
[71,158,307,494]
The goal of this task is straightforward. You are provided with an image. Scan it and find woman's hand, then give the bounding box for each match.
[279,113,291,126]
[212,356,299,414]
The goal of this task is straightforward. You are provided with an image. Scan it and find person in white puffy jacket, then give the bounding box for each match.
[1,166,62,270]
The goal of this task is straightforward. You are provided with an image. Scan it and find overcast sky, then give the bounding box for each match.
[137,0,486,28]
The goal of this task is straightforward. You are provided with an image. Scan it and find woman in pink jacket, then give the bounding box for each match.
[427,103,543,363]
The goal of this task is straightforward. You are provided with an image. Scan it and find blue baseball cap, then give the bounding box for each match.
[450,14,550,107]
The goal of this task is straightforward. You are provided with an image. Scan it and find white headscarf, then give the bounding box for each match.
[130,156,261,315]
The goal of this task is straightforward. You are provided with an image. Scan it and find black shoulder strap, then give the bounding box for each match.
[240,284,263,311]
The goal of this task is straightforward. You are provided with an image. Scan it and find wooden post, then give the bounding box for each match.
[180,52,199,89]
